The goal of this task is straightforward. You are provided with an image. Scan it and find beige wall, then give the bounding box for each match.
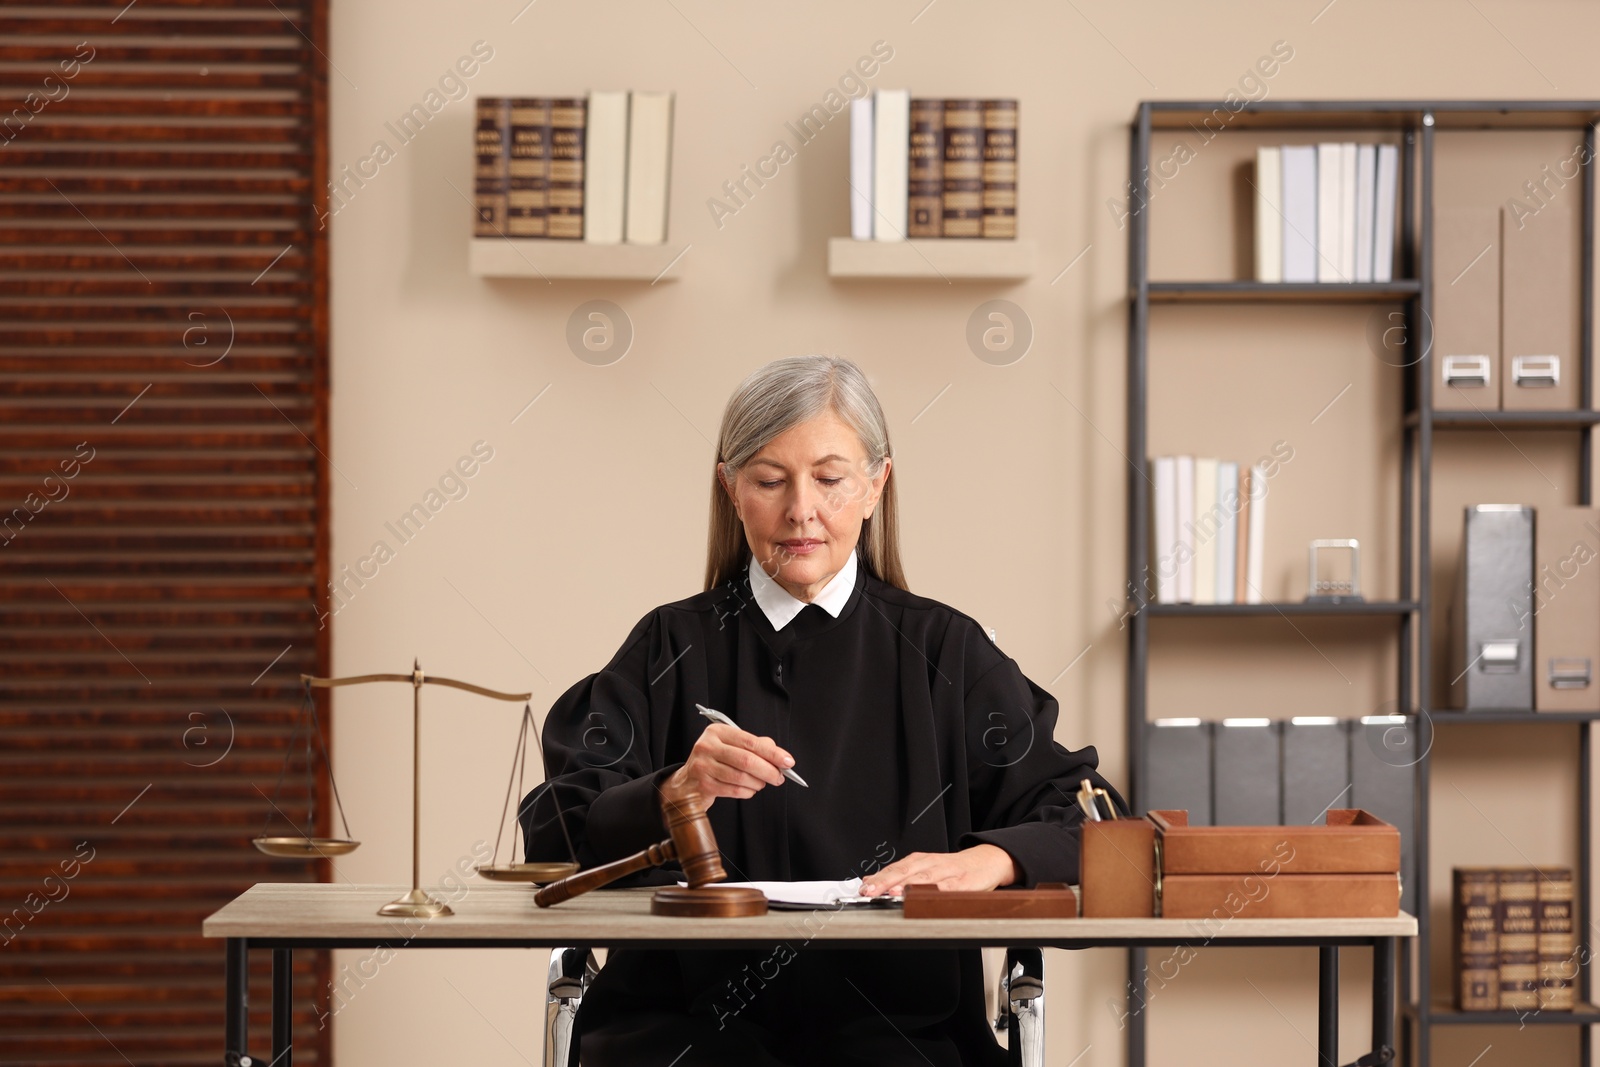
[324,2,1600,1063]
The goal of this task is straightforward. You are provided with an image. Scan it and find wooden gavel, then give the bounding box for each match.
[534,780,766,917]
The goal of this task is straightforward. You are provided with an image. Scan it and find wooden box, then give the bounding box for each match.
[1080,818,1157,917]
[902,883,1079,919]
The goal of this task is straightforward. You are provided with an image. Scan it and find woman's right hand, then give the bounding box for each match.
[667,723,794,806]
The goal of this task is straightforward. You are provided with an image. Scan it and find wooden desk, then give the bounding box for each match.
[204,884,1417,1067]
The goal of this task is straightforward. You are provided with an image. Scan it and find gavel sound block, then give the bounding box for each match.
[533,780,767,918]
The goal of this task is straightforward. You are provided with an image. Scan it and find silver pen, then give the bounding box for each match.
[694,702,809,787]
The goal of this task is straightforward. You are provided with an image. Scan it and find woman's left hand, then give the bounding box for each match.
[858,843,1018,897]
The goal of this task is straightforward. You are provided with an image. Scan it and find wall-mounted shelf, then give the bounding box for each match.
[468,239,685,281]
[826,237,1035,280]
[1423,409,1600,430]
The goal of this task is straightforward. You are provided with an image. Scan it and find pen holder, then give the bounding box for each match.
[1080,817,1157,918]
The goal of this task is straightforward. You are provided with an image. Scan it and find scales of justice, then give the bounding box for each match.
[253,661,766,919]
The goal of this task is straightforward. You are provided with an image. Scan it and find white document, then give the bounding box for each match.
[1176,455,1195,603]
[1153,455,1177,603]
[681,877,901,910]
[872,89,909,241]
[1373,144,1399,282]
[1246,462,1268,603]
[1193,457,1218,604]
[1215,461,1238,605]
[1316,142,1343,281]
[1280,145,1318,283]
[624,91,673,244]
[1353,143,1376,283]
[583,90,629,244]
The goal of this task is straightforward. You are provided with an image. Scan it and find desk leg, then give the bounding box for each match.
[1319,946,1338,1067]
[226,938,248,1067]
[272,948,293,1067]
[1372,937,1395,1064]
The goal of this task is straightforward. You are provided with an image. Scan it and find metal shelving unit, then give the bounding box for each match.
[1125,99,1600,1067]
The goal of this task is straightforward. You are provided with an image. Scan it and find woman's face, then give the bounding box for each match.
[719,410,890,603]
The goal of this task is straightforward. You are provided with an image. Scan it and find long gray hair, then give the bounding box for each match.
[704,355,907,592]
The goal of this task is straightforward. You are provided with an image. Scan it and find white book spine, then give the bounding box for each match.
[1153,456,1177,604]
[1316,143,1342,282]
[850,96,874,240]
[1176,455,1195,603]
[1353,143,1376,283]
[1246,462,1268,603]
[1280,146,1318,283]
[1193,458,1218,604]
[1255,147,1283,283]
[1338,142,1357,281]
[1373,144,1399,283]
[872,89,909,242]
[624,91,673,244]
[583,90,629,244]
[1215,461,1238,605]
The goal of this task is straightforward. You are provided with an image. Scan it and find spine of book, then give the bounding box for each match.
[907,98,943,238]
[941,99,983,238]
[506,98,551,238]
[546,97,587,239]
[1538,867,1575,1011]
[1453,868,1499,1011]
[473,96,510,237]
[981,99,1017,239]
[1498,868,1541,1012]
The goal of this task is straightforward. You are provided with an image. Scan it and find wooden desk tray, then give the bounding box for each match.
[1149,809,1401,875]
[1160,872,1401,919]
[902,883,1079,919]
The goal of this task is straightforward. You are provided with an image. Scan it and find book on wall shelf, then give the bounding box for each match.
[471,91,673,244]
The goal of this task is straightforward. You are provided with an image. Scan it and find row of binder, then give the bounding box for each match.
[1143,715,1415,912]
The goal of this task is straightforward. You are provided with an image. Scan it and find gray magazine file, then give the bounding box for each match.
[1349,715,1417,915]
[1281,717,1350,825]
[1451,504,1534,709]
[1143,718,1211,825]
[1212,719,1281,826]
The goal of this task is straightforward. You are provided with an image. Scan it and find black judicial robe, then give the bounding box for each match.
[521,555,1123,1066]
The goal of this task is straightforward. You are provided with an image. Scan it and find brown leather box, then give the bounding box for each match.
[1148,809,1402,919]
[1080,818,1157,917]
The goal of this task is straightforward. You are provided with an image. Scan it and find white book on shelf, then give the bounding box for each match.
[1246,461,1268,603]
[1316,142,1343,282]
[1373,143,1399,283]
[583,90,629,244]
[1254,147,1283,283]
[1338,142,1357,281]
[1353,143,1376,283]
[1153,456,1177,604]
[1215,461,1238,605]
[872,89,909,241]
[1280,145,1318,283]
[850,96,874,240]
[1193,457,1218,604]
[1176,455,1195,603]
[624,91,673,244]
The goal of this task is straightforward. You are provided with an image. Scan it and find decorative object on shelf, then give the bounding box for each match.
[284,663,532,918]
[253,678,360,860]
[1306,538,1363,603]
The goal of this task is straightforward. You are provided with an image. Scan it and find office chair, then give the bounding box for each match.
[543,945,1045,1067]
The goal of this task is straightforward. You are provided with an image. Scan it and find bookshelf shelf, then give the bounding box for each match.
[826,237,1035,280]
[1430,709,1600,725]
[1147,600,1417,617]
[1414,1001,1600,1025]
[1423,409,1600,430]
[1126,100,1600,1067]
[467,239,686,281]
[1147,280,1420,303]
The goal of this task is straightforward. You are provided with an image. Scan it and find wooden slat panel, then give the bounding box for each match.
[0,3,331,1063]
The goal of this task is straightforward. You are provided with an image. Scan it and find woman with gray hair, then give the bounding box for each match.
[523,354,1121,1065]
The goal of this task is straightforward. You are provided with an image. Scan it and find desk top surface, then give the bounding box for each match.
[202,884,1417,946]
